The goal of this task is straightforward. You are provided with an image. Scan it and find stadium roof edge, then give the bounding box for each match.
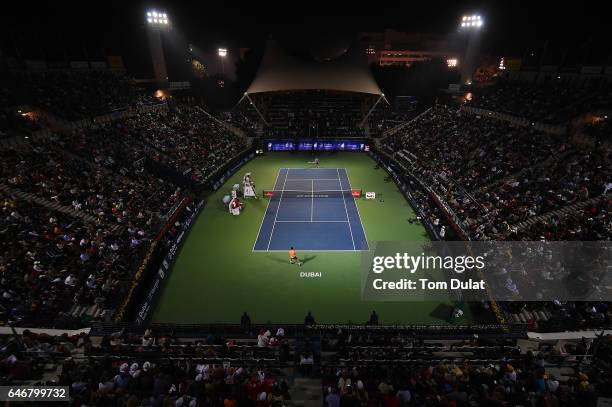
[245,39,383,95]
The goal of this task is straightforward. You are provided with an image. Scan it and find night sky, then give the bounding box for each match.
[3,1,609,79]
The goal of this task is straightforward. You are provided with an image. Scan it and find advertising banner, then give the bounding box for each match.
[135,200,204,325]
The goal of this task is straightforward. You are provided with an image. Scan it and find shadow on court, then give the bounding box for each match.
[266,255,288,264]
[265,255,317,265]
[302,255,316,264]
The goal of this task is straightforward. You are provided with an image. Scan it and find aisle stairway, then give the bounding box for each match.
[290,377,323,407]
[0,182,97,224]
[0,183,123,233]
[512,193,610,232]
[195,106,246,137]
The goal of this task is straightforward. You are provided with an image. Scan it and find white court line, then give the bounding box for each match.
[275,220,349,223]
[266,168,289,251]
[342,168,370,250]
[266,189,350,193]
[337,168,356,250]
[263,249,369,252]
[252,168,282,251]
[310,179,314,221]
[285,178,340,181]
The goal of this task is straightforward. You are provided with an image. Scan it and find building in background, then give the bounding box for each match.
[361,30,458,67]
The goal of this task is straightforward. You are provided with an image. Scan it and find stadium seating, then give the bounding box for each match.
[1,71,157,121]
[384,104,611,241]
[0,72,250,328]
[260,92,367,138]
[0,63,611,407]
[468,77,596,123]
[2,327,611,407]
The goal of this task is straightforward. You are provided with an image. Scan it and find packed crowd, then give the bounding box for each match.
[504,301,610,332]
[386,104,611,241]
[320,330,612,407]
[367,103,415,138]
[469,77,595,123]
[220,109,259,137]
[385,84,610,333]
[0,189,142,327]
[3,326,612,406]
[1,70,249,328]
[1,329,293,407]
[262,92,366,138]
[0,105,244,326]
[122,105,247,183]
[1,140,181,229]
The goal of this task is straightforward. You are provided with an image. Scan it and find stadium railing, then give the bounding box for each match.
[89,322,522,340]
[113,196,203,324]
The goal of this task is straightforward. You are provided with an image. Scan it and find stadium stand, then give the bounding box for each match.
[383,104,611,241]
[264,92,366,138]
[0,71,251,328]
[0,33,611,405]
[1,71,157,120]
[1,327,611,406]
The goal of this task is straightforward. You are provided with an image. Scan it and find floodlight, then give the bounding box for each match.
[146,10,170,26]
[461,14,484,30]
[218,48,228,57]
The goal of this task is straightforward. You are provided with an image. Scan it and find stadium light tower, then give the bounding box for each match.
[459,14,484,86]
[146,10,171,85]
[218,48,227,75]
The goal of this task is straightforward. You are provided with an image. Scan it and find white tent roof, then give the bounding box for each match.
[246,40,382,95]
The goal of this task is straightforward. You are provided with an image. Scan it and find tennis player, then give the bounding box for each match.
[308,157,320,167]
[289,246,303,266]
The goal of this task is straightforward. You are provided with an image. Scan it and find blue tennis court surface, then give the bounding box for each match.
[253,168,369,251]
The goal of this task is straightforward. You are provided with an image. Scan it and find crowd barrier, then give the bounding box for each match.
[133,200,205,325]
[368,150,441,241]
[89,321,520,339]
[113,196,203,324]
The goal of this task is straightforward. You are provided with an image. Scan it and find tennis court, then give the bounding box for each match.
[253,168,369,251]
[153,152,473,325]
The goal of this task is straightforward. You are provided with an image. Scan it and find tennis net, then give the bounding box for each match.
[262,189,362,199]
